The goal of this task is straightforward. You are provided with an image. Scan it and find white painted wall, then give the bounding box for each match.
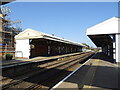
[15,39,30,58]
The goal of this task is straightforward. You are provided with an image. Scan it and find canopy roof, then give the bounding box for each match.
[15,28,84,47]
[88,35,113,47]
[86,17,119,47]
[86,17,120,35]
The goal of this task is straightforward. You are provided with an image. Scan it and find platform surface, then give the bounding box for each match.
[53,52,119,90]
[1,52,83,68]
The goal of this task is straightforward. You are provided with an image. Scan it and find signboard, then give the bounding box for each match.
[0,44,6,46]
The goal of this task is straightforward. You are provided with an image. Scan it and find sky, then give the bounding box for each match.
[3,2,118,47]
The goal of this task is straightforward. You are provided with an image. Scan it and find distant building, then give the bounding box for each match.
[15,28,84,59]
[0,0,21,60]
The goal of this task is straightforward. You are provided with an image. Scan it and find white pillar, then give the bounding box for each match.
[111,35,116,61]
[113,42,116,60]
[116,34,120,62]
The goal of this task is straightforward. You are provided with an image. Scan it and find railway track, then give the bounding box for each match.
[2,52,85,83]
[2,53,85,81]
[2,52,94,90]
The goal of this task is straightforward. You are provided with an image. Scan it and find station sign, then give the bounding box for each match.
[0,44,6,46]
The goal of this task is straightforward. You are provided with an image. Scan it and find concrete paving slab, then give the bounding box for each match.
[53,52,119,90]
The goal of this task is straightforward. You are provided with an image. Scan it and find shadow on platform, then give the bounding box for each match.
[65,64,118,89]
[64,52,119,89]
[92,52,115,63]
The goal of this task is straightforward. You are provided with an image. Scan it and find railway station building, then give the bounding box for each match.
[86,17,120,63]
[15,28,84,59]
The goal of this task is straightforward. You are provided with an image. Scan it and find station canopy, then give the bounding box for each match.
[86,17,119,47]
[15,28,84,47]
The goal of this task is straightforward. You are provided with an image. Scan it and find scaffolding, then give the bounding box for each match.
[0,5,22,60]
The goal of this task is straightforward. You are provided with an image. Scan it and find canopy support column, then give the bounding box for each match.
[116,34,120,63]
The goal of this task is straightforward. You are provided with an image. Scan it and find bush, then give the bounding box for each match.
[6,53,13,60]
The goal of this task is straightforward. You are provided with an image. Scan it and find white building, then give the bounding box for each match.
[86,17,120,63]
[15,28,84,59]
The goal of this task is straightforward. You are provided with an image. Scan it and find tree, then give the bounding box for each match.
[1,5,22,33]
[82,43,90,49]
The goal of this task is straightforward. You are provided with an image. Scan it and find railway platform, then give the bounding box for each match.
[52,52,119,90]
[1,52,84,68]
